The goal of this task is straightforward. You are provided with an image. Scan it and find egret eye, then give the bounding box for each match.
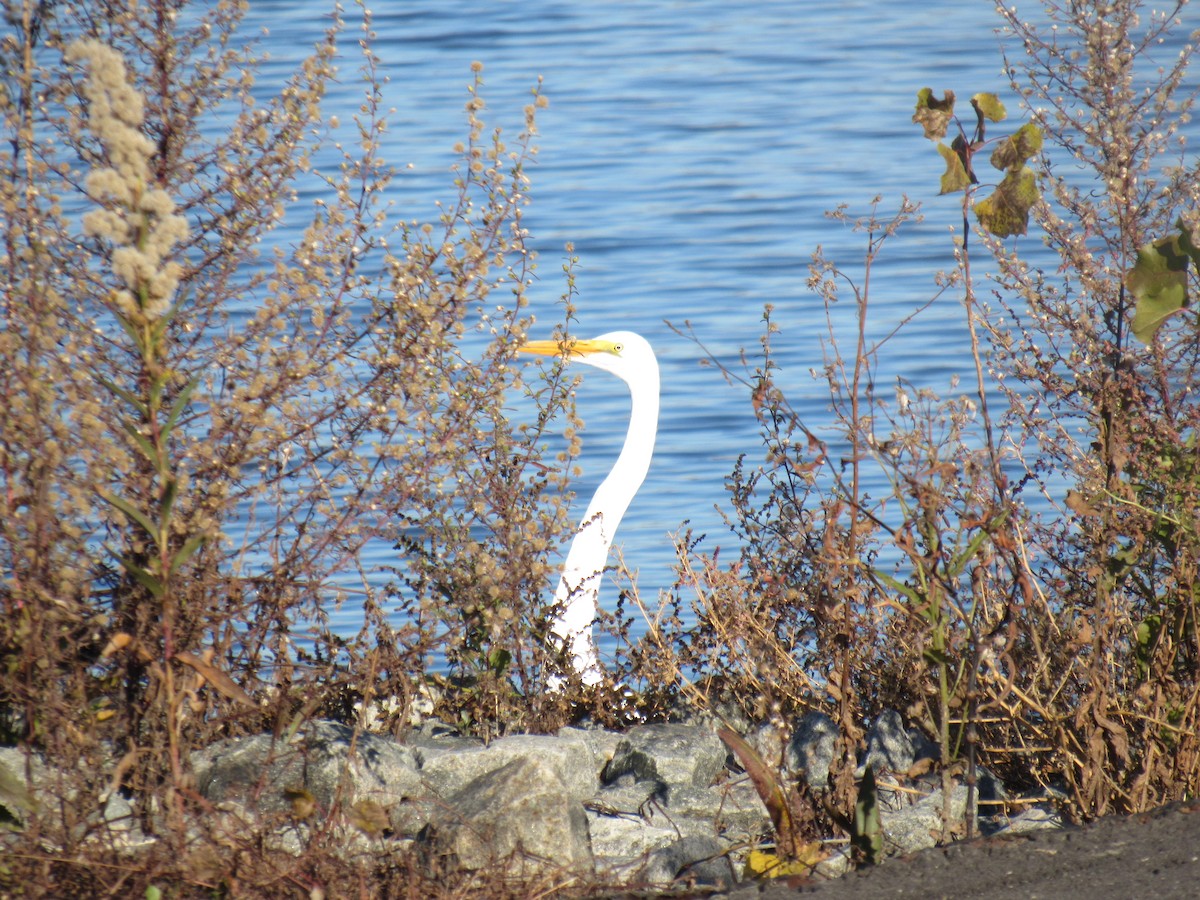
[613,343,624,353]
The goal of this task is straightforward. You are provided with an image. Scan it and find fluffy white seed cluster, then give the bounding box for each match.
[67,39,188,322]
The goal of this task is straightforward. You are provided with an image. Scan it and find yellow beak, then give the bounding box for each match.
[519,338,621,359]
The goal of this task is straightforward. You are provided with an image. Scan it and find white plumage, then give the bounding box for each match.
[520,331,660,685]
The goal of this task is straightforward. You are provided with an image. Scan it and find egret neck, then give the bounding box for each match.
[519,332,661,685]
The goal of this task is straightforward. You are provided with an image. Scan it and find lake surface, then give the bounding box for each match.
[233,1,1189,661]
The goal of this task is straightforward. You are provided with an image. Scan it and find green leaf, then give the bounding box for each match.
[973,166,1039,237]
[118,556,165,599]
[970,92,1007,122]
[936,141,972,195]
[160,475,178,527]
[120,419,159,466]
[165,374,201,435]
[99,377,150,419]
[99,489,159,541]
[945,522,999,580]
[150,313,171,348]
[1105,540,1141,579]
[169,535,206,576]
[1135,614,1162,652]
[874,570,922,606]
[112,308,142,346]
[923,647,953,667]
[1128,232,1192,343]
[852,764,883,866]
[1134,614,1163,678]
[486,646,512,674]
[989,122,1043,171]
[913,87,956,140]
[156,284,192,334]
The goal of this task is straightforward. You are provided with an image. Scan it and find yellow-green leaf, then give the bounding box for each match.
[1128,232,1192,343]
[119,420,158,465]
[990,122,1043,171]
[874,570,922,607]
[169,534,206,576]
[973,166,1039,237]
[160,475,178,526]
[118,556,165,599]
[970,92,1007,122]
[936,141,972,195]
[165,374,201,435]
[99,377,150,418]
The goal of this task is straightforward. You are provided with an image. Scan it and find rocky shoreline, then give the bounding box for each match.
[0,708,1065,893]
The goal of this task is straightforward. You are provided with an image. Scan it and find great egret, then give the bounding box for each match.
[520,331,660,686]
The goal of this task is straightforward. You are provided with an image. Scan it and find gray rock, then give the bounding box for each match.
[995,803,1065,835]
[432,754,593,873]
[883,783,974,856]
[588,772,765,882]
[862,709,915,776]
[603,724,726,797]
[0,747,37,827]
[0,746,154,851]
[589,807,690,866]
[788,710,838,788]
[4,707,1036,893]
[95,790,155,851]
[666,781,769,843]
[558,724,625,773]
[195,720,427,826]
[973,765,1010,834]
[708,777,771,841]
[641,834,736,888]
[421,731,599,803]
[812,844,854,880]
[748,721,790,771]
[908,725,940,766]
[400,720,483,765]
[0,745,156,850]
[591,775,664,816]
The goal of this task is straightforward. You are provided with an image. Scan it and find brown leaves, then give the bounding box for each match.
[102,633,255,708]
[912,88,957,140]
[175,651,256,707]
[717,726,818,868]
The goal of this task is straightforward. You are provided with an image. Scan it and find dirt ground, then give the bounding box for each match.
[720,797,1200,900]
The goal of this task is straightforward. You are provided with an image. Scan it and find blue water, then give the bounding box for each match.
[231,1,1179,660]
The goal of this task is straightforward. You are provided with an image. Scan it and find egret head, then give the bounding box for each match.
[519,330,657,388]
